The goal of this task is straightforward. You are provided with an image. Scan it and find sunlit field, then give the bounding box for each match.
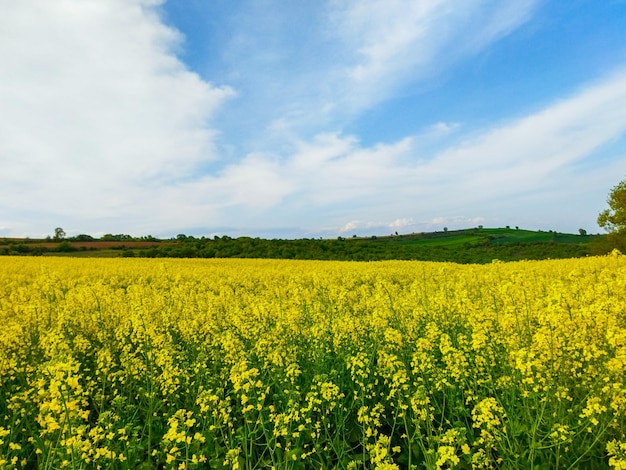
[1,255,625,469]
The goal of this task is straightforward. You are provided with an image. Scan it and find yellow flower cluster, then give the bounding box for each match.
[0,253,625,468]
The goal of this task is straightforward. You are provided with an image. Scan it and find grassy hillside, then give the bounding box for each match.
[369,227,585,245]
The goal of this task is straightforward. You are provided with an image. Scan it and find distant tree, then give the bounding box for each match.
[443,227,448,232]
[53,227,65,241]
[73,234,94,241]
[598,177,626,234]
[578,228,587,236]
[101,233,133,241]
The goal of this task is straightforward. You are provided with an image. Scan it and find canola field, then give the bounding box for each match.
[1,254,625,469]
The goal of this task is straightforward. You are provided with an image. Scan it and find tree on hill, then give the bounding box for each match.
[53,227,66,241]
[598,178,626,233]
[598,177,626,250]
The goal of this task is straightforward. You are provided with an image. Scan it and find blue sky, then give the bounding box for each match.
[1,0,626,239]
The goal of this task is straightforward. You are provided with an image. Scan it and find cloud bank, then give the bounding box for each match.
[190,67,626,235]
[0,0,232,234]
[1,0,625,238]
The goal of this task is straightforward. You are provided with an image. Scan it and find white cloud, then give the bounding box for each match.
[389,218,415,229]
[337,217,418,235]
[426,216,485,228]
[0,0,233,234]
[339,221,360,233]
[429,217,447,226]
[429,122,459,136]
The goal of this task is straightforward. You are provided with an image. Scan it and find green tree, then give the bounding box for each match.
[598,178,626,233]
[53,227,66,241]
[598,178,626,252]
[56,240,76,252]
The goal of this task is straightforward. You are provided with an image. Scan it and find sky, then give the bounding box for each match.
[1,0,626,239]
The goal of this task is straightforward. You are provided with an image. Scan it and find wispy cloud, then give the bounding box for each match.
[427,68,626,198]
[321,0,540,117]
[216,0,540,144]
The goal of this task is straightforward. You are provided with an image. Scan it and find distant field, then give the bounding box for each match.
[0,240,166,249]
[0,239,174,255]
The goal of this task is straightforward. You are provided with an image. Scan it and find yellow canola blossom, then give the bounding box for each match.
[0,254,625,468]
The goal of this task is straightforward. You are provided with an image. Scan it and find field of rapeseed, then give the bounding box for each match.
[1,254,625,469]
